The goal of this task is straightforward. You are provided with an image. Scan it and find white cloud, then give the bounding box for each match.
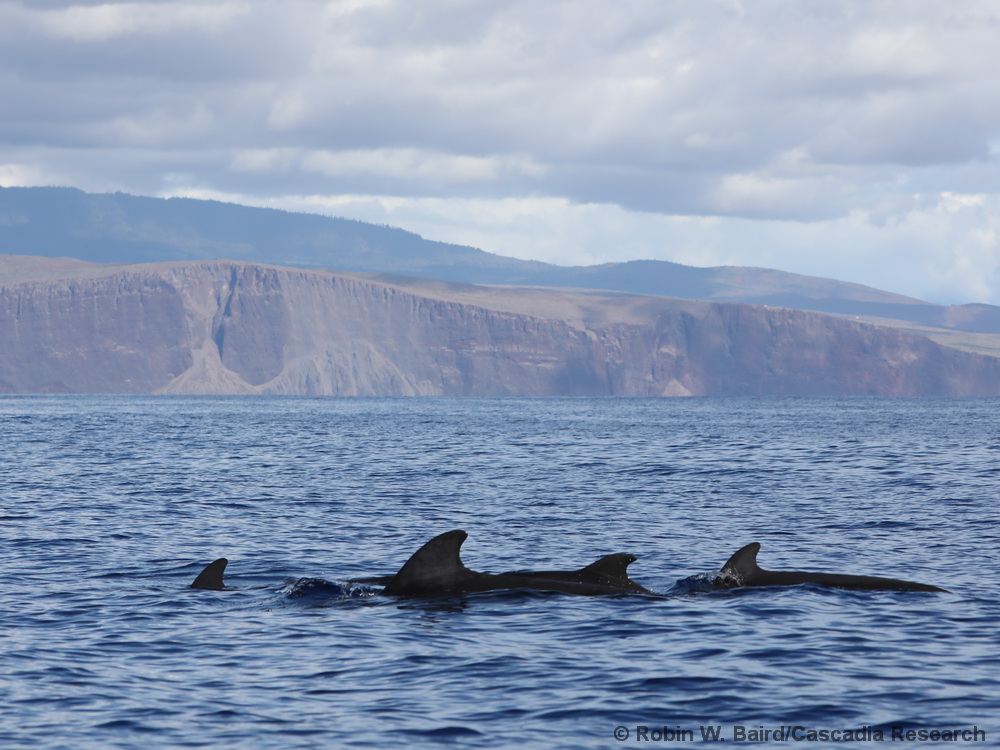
[33,2,249,42]
[844,26,942,80]
[710,170,845,221]
[0,161,62,187]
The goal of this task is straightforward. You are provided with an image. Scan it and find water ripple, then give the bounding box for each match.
[1,396,997,748]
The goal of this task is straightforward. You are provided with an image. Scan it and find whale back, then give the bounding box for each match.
[713,543,949,592]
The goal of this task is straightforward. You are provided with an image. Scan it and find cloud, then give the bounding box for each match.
[2,0,1000,302]
[33,2,249,42]
[231,147,547,189]
[0,160,57,187]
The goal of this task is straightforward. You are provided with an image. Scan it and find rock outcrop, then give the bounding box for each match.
[2,258,999,396]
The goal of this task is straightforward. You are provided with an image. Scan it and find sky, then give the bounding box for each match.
[2,0,1000,304]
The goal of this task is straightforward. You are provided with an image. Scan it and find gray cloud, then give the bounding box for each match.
[3,0,998,207]
[2,0,1000,301]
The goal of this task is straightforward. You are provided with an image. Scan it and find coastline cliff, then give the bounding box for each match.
[2,258,998,396]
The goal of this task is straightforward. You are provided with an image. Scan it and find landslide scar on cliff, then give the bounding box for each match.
[210,265,290,386]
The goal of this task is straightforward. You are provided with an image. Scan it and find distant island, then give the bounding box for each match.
[2,186,1000,396]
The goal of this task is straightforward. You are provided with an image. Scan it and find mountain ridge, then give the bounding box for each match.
[0,185,952,312]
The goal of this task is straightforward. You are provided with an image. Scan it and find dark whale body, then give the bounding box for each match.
[188,531,650,597]
[498,553,651,594]
[714,543,948,593]
[381,530,650,596]
[190,537,948,598]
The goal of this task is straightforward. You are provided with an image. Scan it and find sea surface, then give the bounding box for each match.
[1,396,997,749]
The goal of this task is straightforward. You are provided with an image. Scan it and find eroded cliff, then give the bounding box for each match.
[2,259,999,396]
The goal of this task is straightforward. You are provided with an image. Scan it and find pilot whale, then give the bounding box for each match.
[497,553,652,594]
[381,530,650,596]
[189,531,650,597]
[714,543,948,593]
[349,552,649,592]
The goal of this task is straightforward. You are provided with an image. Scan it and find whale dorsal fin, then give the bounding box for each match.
[718,543,762,586]
[382,530,471,596]
[191,558,228,590]
[578,553,638,585]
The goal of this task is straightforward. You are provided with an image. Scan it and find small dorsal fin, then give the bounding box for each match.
[382,530,470,596]
[718,543,762,585]
[578,553,638,585]
[191,558,228,590]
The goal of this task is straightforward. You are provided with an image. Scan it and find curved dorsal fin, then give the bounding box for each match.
[719,542,762,585]
[382,530,470,596]
[191,558,228,590]
[578,553,638,585]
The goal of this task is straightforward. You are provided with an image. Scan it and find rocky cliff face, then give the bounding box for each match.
[2,259,999,396]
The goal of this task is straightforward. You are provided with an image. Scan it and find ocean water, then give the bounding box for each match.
[1,396,997,749]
